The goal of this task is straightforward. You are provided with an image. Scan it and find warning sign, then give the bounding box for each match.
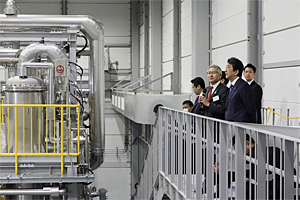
[56,65,64,73]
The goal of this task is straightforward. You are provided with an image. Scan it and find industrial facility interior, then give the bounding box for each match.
[0,0,299,199]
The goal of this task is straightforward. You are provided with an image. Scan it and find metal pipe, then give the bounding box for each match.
[0,57,18,63]
[0,187,65,196]
[18,43,66,104]
[18,43,68,63]
[0,14,105,169]
[0,49,19,57]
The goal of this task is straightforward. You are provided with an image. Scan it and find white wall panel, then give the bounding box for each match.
[182,35,192,57]
[263,66,300,126]
[163,43,173,63]
[212,12,247,48]
[264,27,300,64]
[264,67,300,103]
[162,61,173,91]
[182,56,192,77]
[162,11,174,63]
[162,12,174,32]
[211,0,247,25]
[110,48,130,70]
[212,41,247,70]
[181,0,191,20]
[163,0,173,16]
[264,0,300,34]
[105,37,130,46]
[182,16,191,39]
[181,0,191,58]
[162,28,173,49]
[181,56,192,94]
[68,4,130,36]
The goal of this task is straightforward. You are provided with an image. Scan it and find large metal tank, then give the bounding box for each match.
[2,76,47,153]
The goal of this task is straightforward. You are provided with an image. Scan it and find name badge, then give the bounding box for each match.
[213,95,219,102]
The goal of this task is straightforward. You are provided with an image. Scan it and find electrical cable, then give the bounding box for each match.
[69,61,83,77]
[76,35,88,56]
[79,165,95,185]
[69,92,84,114]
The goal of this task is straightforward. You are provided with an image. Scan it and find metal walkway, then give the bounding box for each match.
[134,107,300,200]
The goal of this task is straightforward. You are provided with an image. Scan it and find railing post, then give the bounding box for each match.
[185,114,192,198]
[257,131,266,199]
[219,123,228,199]
[284,140,294,199]
[195,117,203,200]
[235,127,245,199]
[206,119,214,199]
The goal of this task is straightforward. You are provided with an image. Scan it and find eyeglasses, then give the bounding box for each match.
[207,71,219,75]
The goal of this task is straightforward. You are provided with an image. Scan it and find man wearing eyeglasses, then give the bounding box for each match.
[199,64,229,120]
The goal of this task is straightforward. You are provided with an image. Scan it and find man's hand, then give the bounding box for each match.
[199,96,210,107]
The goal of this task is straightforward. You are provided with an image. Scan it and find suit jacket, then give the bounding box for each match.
[191,96,204,115]
[250,81,263,124]
[202,83,228,120]
[225,78,257,123]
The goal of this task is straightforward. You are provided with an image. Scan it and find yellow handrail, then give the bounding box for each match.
[0,104,81,175]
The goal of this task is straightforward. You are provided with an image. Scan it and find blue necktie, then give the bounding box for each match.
[229,84,234,93]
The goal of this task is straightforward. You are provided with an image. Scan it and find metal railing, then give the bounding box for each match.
[111,72,173,93]
[0,104,80,175]
[135,107,300,200]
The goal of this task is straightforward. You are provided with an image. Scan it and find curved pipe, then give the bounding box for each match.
[0,15,105,170]
[18,43,68,63]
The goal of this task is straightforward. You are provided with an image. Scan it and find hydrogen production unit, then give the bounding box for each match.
[0,0,105,199]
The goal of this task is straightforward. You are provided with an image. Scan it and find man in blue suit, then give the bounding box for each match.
[190,77,205,115]
[225,57,257,123]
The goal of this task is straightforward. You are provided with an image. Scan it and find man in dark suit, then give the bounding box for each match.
[199,64,228,120]
[190,77,205,115]
[243,64,263,124]
[225,57,257,123]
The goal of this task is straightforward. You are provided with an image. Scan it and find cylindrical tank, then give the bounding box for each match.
[2,76,47,153]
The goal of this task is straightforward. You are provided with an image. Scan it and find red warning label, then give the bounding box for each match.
[56,65,64,73]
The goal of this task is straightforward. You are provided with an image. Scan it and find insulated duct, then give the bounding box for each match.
[0,15,105,170]
[18,43,68,63]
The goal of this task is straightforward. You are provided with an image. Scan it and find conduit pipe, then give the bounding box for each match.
[0,58,18,63]
[0,14,105,170]
[0,187,65,196]
[0,49,19,57]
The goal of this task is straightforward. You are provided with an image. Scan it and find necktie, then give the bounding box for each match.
[194,96,199,105]
[229,84,234,93]
[207,86,213,101]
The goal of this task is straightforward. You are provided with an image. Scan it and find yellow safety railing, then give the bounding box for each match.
[266,107,300,124]
[0,104,80,176]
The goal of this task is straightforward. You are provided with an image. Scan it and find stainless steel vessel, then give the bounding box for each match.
[3,76,46,153]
